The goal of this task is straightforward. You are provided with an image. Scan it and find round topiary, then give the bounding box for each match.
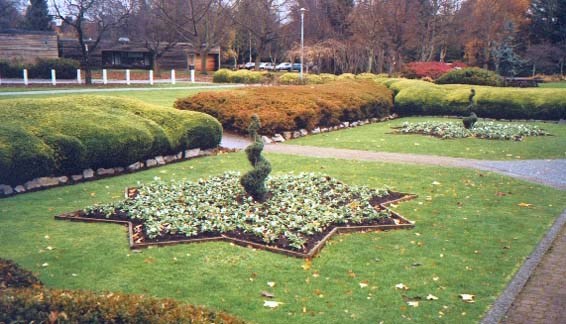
[240,115,271,202]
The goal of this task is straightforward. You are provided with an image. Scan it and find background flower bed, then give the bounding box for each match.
[175,80,393,135]
[0,258,245,323]
[397,121,550,140]
[84,172,393,251]
[0,96,222,186]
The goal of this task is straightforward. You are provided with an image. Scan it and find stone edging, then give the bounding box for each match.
[55,193,417,258]
[480,209,566,324]
[261,114,399,144]
[0,148,227,199]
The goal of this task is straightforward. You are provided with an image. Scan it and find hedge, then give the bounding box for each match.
[0,96,222,186]
[0,259,245,324]
[0,58,80,79]
[212,68,271,84]
[435,67,503,86]
[379,78,566,120]
[175,80,393,135]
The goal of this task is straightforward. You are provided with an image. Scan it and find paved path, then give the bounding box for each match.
[0,84,244,96]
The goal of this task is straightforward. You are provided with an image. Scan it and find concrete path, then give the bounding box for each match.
[0,84,244,96]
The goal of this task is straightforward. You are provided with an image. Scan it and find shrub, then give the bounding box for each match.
[0,258,42,289]
[0,60,24,78]
[240,115,271,202]
[402,62,455,79]
[175,80,393,135]
[319,73,337,83]
[278,72,303,85]
[0,96,222,185]
[436,67,503,86]
[337,73,356,80]
[212,69,267,84]
[212,68,231,83]
[382,78,566,120]
[27,58,80,79]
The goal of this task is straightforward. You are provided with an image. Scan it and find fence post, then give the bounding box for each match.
[126,69,131,85]
[0,72,2,86]
[23,69,28,86]
[102,69,108,85]
[149,70,154,85]
[51,69,56,86]
[77,69,81,84]
[171,69,176,84]
[190,65,195,83]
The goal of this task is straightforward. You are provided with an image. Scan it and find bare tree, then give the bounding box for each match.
[0,0,23,30]
[52,0,133,84]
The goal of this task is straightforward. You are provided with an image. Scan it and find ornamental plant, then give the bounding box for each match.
[240,115,272,202]
[462,89,478,129]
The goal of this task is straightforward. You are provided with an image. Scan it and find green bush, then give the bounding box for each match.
[436,67,503,86]
[0,96,222,185]
[175,80,393,135]
[27,58,80,79]
[382,78,566,120]
[0,60,24,78]
[212,68,231,83]
[278,72,303,85]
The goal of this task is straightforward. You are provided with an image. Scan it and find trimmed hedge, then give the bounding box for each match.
[436,67,503,86]
[175,80,393,135]
[0,259,245,323]
[212,68,271,84]
[27,58,80,79]
[379,78,566,120]
[0,96,222,185]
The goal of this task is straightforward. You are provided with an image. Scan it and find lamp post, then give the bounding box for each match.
[300,7,306,81]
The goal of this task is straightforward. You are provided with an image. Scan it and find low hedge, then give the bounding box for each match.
[175,80,393,135]
[435,67,503,86]
[0,96,222,186]
[27,58,80,79]
[213,68,271,84]
[380,78,566,120]
[0,259,244,323]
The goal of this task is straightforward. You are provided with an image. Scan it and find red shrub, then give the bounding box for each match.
[403,62,456,80]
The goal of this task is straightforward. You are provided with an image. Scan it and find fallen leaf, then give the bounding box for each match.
[71,273,78,277]
[431,181,441,186]
[359,281,368,288]
[495,191,506,197]
[312,271,320,278]
[518,202,534,208]
[41,263,48,267]
[44,235,49,240]
[407,301,419,307]
[348,270,357,278]
[301,259,312,271]
[459,294,475,303]
[261,291,275,298]
[263,300,282,308]
[267,281,276,288]
[432,276,439,281]
[427,294,439,300]
[46,246,54,251]
[395,283,409,290]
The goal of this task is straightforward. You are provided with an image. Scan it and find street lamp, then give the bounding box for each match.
[300,7,306,81]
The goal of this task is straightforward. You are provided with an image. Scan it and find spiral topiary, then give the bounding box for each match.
[240,115,272,202]
[462,88,478,129]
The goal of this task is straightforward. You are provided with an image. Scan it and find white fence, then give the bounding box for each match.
[0,68,196,86]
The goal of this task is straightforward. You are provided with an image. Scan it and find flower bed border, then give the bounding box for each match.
[54,193,416,258]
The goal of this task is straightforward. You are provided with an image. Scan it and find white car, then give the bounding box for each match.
[244,62,255,69]
[275,62,292,71]
[259,62,275,70]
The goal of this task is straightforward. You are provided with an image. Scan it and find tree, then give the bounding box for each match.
[127,0,179,74]
[528,0,566,74]
[22,0,52,31]
[0,0,23,30]
[52,0,133,84]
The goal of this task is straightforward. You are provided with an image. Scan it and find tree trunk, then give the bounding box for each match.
[200,49,208,75]
[367,47,374,73]
[152,53,160,75]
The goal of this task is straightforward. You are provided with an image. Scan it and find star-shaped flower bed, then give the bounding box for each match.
[56,172,415,258]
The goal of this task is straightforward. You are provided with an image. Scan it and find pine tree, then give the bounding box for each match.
[23,0,51,31]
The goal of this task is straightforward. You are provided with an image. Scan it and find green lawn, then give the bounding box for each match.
[1,153,564,323]
[289,117,566,160]
[539,81,566,88]
[0,87,231,108]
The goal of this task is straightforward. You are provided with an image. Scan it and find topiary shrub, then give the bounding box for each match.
[436,67,503,86]
[462,89,478,129]
[240,115,271,202]
[28,58,80,79]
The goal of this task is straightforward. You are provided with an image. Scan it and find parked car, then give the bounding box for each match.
[292,63,302,71]
[259,62,275,70]
[244,62,255,69]
[275,62,292,71]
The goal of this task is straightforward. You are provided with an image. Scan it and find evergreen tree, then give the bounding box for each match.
[23,0,52,31]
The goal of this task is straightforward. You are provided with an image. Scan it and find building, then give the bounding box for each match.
[0,30,58,63]
[0,30,218,71]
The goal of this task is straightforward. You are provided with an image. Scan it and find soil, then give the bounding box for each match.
[79,191,413,254]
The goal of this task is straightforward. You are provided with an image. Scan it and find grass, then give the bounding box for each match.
[539,81,566,88]
[0,87,233,108]
[289,117,566,160]
[1,152,564,323]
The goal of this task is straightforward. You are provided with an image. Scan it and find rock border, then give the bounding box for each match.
[55,193,416,258]
[0,148,233,199]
